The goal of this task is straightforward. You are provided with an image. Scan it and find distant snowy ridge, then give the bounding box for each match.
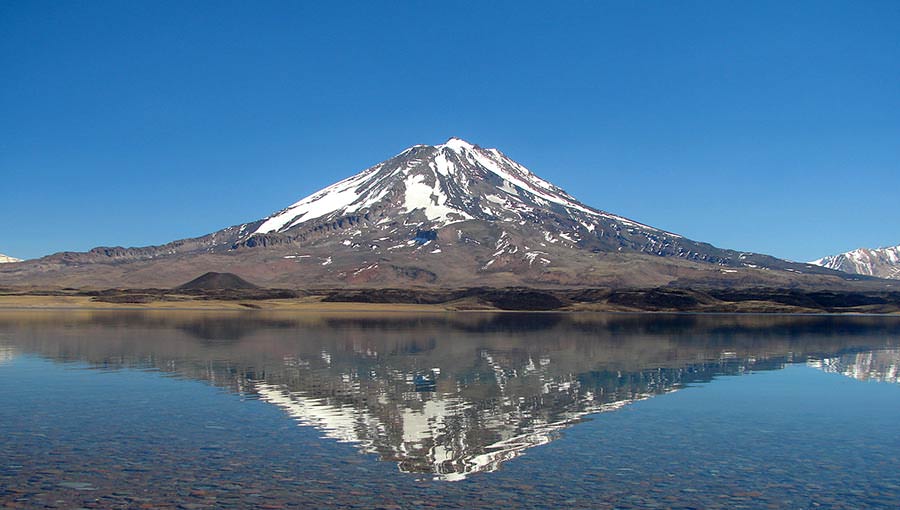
[0,253,22,264]
[811,245,900,279]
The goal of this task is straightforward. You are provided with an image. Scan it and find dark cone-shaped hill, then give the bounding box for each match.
[177,272,259,291]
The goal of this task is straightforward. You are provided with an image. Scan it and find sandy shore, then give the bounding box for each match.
[0,295,457,313]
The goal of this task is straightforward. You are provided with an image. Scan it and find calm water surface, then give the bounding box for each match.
[1,311,899,509]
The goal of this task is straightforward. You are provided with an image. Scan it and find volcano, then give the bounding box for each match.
[0,138,863,289]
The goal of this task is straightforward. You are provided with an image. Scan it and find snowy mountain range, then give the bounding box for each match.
[811,245,900,280]
[0,254,22,264]
[0,138,875,289]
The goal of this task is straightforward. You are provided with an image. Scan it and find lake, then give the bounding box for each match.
[1,311,899,509]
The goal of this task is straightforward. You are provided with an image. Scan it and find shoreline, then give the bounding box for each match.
[1,294,899,315]
[0,295,452,313]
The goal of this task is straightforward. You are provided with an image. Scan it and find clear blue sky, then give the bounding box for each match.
[2,0,898,262]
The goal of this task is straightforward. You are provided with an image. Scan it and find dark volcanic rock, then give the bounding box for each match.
[606,289,712,310]
[482,290,566,311]
[177,272,259,291]
[390,265,438,283]
[708,288,900,310]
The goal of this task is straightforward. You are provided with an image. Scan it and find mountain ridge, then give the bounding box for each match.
[0,138,886,290]
[812,245,900,280]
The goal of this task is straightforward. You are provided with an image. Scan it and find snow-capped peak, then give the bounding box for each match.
[249,138,676,241]
[0,253,22,264]
[811,244,900,279]
[439,137,477,152]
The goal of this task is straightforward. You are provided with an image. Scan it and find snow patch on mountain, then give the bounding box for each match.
[0,253,22,264]
[401,173,472,224]
[255,165,388,234]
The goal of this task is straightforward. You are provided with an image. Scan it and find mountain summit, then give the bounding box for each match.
[251,136,660,235]
[0,138,857,289]
[241,136,679,256]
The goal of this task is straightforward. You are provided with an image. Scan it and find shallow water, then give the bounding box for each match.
[1,311,899,509]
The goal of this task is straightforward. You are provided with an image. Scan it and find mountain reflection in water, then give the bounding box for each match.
[808,349,900,383]
[1,312,898,480]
